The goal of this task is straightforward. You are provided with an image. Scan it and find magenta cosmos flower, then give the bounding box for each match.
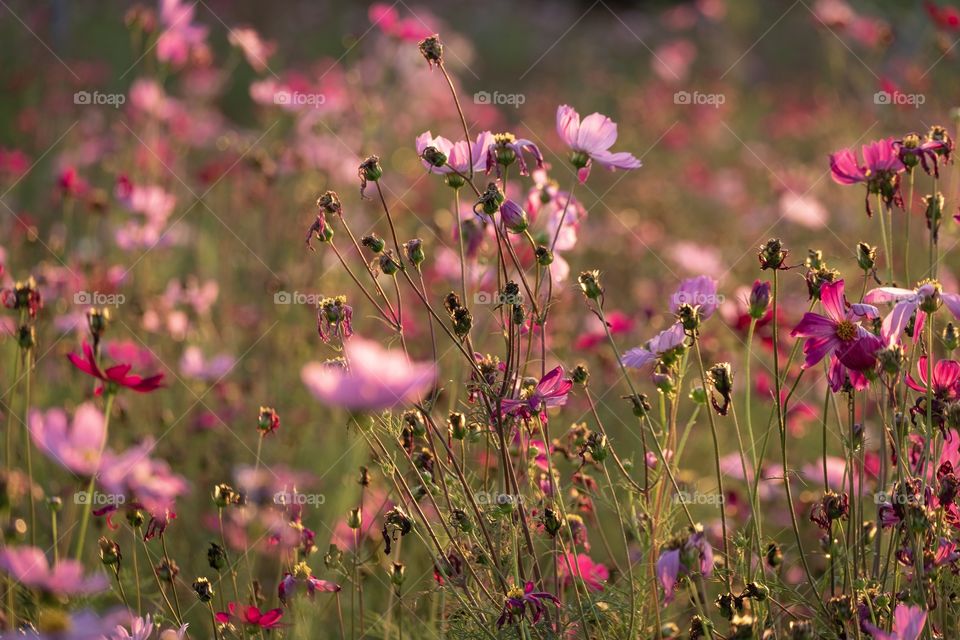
[0,546,107,596]
[556,552,609,592]
[279,564,341,604]
[68,341,164,395]
[501,366,573,420]
[415,131,493,176]
[301,337,436,411]
[863,604,927,640]
[791,279,881,383]
[623,323,686,369]
[216,603,284,630]
[829,137,905,216]
[556,104,642,182]
[906,356,960,399]
[496,582,560,628]
[98,438,189,517]
[29,403,106,476]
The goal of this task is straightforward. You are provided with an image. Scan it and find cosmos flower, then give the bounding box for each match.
[156,0,209,67]
[791,279,881,373]
[28,403,106,476]
[301,337,436,411]
[228,27,276,73]
[669,275,720,319]
[415,131,493,175]
[216,603,284,630]
[864,282,960,344]
[905,356,960,399]
[98,439,189,517]
[862,604,926,640]
[486,133,544,177]
[67,341,165,395]
[279,562,341,604]
[496,582,560,628]
[655,530,714,605]
[623,323,686,369]
[829,138,905,216]
[556,104,642,182]
[0,546,107,596]
[556,553,609,592]
[501,366,573,420]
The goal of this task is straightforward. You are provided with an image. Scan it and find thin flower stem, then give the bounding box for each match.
[74,392,115,560]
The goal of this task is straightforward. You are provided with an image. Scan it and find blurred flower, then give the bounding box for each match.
[228,27,276,73]
[68,340,165,395]
[216,602,284,629]
[556,553,609,592]
[29,403,106,476]
[99,439,188,517]
[415,131,492,175]
[496,582,560,628]
[0,546,107,596]
[656,530,713,605]
[556,104,641,182]
[156,0,209,66]
[862,603,926,640]
[301,337,436,411]
[180,346,235,381]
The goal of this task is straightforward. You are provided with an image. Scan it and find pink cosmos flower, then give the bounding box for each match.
[179,346,236,381]
[906,356,960,399]
[556,553,609,592]
[556,104,642,182]
[829,138,905,216]
[0,546,107,596]
[415,131,493,175]
[301,337,436,411]
[501,366,573,420]
[29,403,106,476]
[369,3,435,41]
[216,603,284,630]
[278,571,341,603]
[669,275,720,319]
[863,604,926,640]
[656,531,714,605]
[68,341,165,395]
[98,438,188,517]
[864,283,960,345]
[623,323,686,369]
[156,0,209,67]
[791,279,881,376]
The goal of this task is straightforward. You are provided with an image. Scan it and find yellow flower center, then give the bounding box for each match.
[835,320,857,342]
[506,585,525,599]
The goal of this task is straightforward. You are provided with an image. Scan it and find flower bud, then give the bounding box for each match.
[16,325,35,351]
[758,238,787,270]
[748,280,770,319]
[207,542,227,571]
[629,393,652,417]
[362,234,385,253]
[788,621,815,640]
[404,238,425,266]
[744,581,768,601]
[390,561,406,586]
[417,35,443,68]
[258,406,280,435]
[192,577,215,602]
[578,270,603,300]
[448,412,467,440]
[706,362,733,416]
[943,322,960,352]
[475,182,505,216]
[99,537,121,566]
[451,508,473,534]
[535,245,554,266]
[445,173,465,190]
[212,483,240,508]
[675,303,701,333]
[420,146,447,168]
[924,192,945,240]
[451,307,472,338]
[586,432,608,462]
[358,156,383,198]
[856,242,877,272]
[571,364,589,385]
[765,542,782,568]
[379,251,401,275]
[157,559,178,582]
[347,507,362,530]
[86,308,110,342]
[499,200,529,234]
[316,190,342,215]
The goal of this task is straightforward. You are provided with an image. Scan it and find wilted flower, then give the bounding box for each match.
[496,582,560,628]
[486,133,544,177]
[279,561,341,603]
[317,296,354,343]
